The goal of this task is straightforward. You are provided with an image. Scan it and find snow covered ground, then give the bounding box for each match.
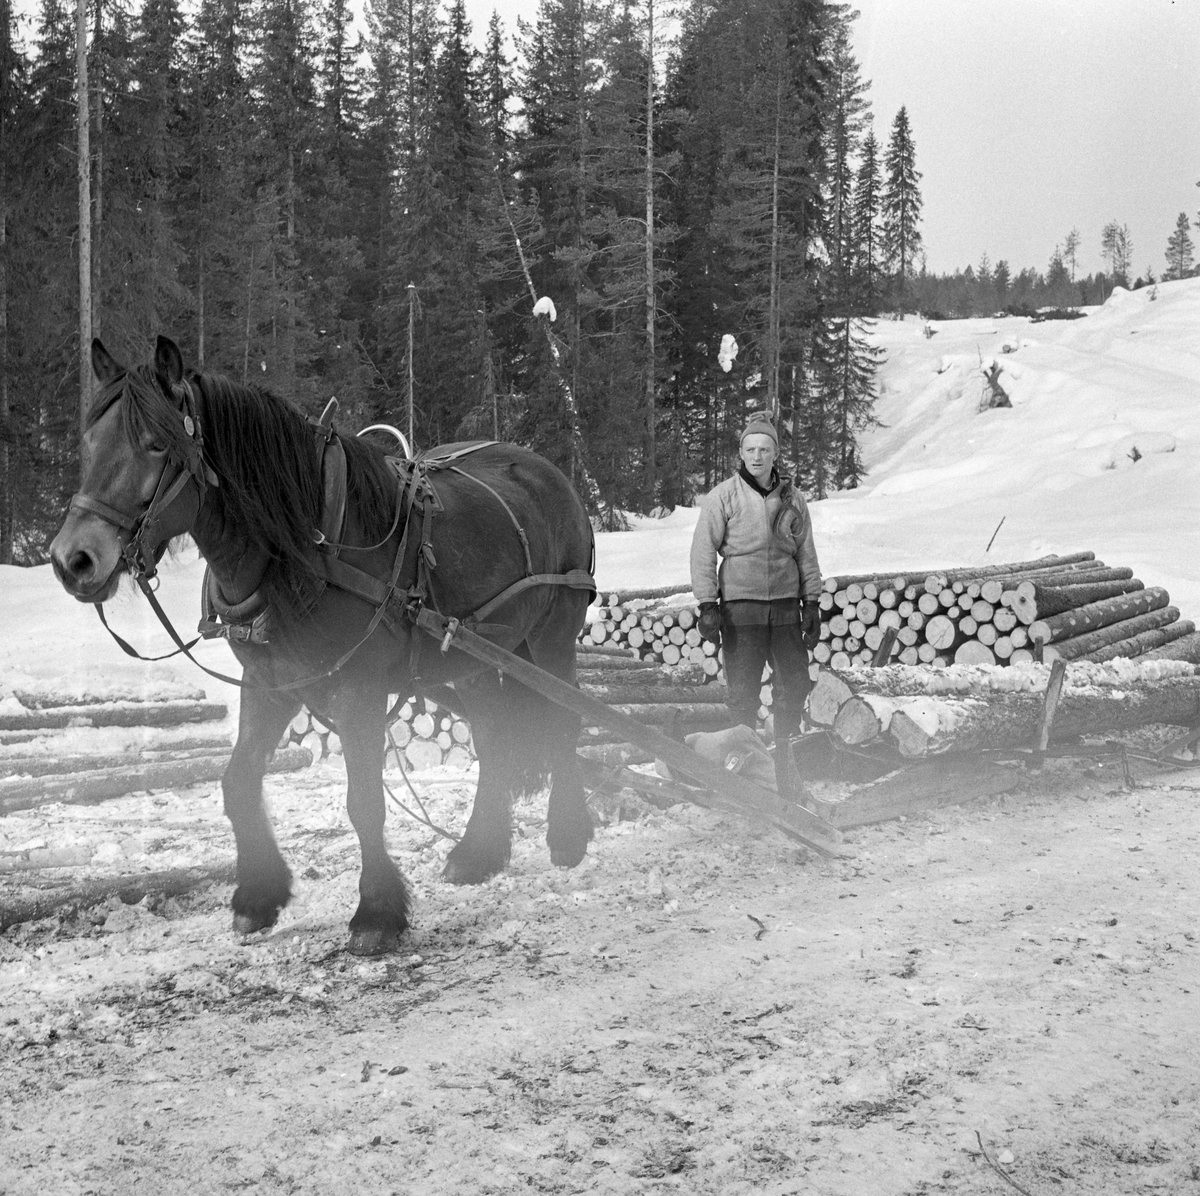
[3,276,1199,711]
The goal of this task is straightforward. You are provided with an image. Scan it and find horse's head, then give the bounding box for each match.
[50,336,217,603]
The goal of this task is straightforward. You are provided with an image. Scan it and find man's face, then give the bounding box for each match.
[740,433,777,483]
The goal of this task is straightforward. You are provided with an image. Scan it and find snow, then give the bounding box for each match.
[3,278,1200,715]
[594,277,1200,633]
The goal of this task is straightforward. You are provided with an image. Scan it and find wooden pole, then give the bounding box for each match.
[406,281,415,448]
[75,0,91,454]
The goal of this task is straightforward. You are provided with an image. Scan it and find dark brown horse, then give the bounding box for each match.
[50,337,596,955]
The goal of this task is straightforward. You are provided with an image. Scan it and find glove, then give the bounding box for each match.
[800,601,821,649]
[697,601,722,647]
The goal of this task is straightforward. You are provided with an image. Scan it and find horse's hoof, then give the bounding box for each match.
[442,850,507,886]
[233,910,277,936]
[347,928,402,956]
[550,842,589,869]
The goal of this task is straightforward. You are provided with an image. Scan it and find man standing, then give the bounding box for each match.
[689,412,823,799]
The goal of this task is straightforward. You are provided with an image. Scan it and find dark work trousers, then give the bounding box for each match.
[721,601,812,737]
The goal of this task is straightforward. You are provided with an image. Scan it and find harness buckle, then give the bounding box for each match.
[439,617,460,654]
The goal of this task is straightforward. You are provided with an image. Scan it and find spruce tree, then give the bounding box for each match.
[881,104,922,309]
[851,123,882,309]
[1164,212,1194,280]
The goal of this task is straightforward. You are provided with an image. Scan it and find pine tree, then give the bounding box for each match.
[1164,211,1194,280]
[881,104,922,308]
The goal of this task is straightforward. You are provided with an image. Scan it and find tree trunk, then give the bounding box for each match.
[1144,632,1200,663]
[822,552,1097,593]
[76,0,91,448]
[642,0,656,504]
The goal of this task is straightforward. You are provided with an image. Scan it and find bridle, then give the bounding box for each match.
[69,376,218,584]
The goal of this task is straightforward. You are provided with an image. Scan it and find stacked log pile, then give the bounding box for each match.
[814,551,1197,669]
[0,693,309,814]
[578,554,1198,676]
[808,657,1200,758]
[286,703,475,772]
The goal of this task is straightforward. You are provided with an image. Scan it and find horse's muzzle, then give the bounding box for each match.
[49,520,124,603]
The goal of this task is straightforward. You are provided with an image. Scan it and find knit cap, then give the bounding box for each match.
[740,411,779,449]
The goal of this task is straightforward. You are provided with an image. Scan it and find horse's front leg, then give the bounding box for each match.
[337,689,411,956]
[224,688,300,935]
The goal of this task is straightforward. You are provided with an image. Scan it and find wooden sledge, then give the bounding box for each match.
[413,608,851,858]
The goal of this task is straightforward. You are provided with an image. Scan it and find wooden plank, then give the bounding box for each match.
[813,759,1021,829]
[416,609,848,856]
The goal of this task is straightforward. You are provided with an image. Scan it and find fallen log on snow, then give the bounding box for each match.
[809,661,1200,758]
[0,746,312,815]
[0,862,237,932]
[0,700,228,732]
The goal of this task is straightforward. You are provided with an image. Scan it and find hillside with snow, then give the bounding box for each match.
[599,278,1200,624]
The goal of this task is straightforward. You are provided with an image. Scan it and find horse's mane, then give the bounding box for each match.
[88,364,399,621]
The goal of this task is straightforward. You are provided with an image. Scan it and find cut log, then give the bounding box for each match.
[1144,632,1200,663]
[0,746,312,815]
[608,584,691,604]
[0,745,233,779]
[1042,607,1180,661]
[924,615,957,651]
[992,607,1017,633]
[0,862,238,933]
[970,600,995,624]
[808,670,854,726]
[977,623,998,646]
[833,697,888,746]
[1029,588,1171,643]
[1079,619,1196,663]
[0,700,228,732]
[1011,578,1145,625]
[954,640,996,666]
[825,673,1200,758]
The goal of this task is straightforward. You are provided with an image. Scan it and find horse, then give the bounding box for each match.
[49,336,597,955]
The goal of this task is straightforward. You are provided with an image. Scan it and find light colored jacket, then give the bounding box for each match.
[690,473,823,604]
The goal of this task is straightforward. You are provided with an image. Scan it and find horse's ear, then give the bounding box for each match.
[91,339,122,383]
[154,336,184,389]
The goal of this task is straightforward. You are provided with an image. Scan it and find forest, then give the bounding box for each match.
[0,0,923,563]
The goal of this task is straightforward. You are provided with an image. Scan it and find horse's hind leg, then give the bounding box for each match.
[224,689,299,934]
[443,668,516,885]
[336,686,411,955]
[526,624,592,869]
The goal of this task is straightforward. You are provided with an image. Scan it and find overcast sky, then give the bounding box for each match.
[467,0,1200,278]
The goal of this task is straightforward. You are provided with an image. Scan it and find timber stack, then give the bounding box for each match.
[579,553,1200,672]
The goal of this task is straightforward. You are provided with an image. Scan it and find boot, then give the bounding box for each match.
[772,738,799,802]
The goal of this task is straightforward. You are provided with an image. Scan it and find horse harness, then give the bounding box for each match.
[79,390,595,691]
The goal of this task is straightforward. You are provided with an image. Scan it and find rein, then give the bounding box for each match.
[85,410,595,696]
